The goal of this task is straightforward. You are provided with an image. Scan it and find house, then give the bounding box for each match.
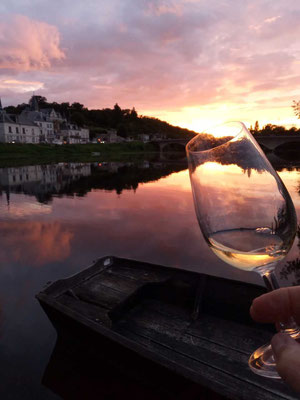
[21,96,89,144]
[19,110,54,143]
[138,134,150,142]
[19,96,61,143]
[94,129,123,143]
[0,100,41,144]
[0,96,90,144]
[59,123,89,144]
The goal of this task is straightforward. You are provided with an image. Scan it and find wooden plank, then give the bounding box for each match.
[58,293,111,326]
[84,270,144,293]
[187,315,274,354]
[116,325,296,400]
[106,258,173,281]
[72,283,128,310]
[41,256,112,297]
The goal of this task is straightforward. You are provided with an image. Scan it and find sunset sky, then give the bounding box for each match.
[0,0,300,131]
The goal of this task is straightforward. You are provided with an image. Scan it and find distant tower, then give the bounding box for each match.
[0,98,5,123]
[30,95,39,111]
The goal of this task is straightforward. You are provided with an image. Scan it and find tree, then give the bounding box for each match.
[29,95,47,109]
[112,103,123,127]
[117,124,128,138]
[292,100,300,119]
[71,111,85,127]
[71,102,84,111]
[254,121,259,131]
[130,107,138,119]
[4,103,27,114]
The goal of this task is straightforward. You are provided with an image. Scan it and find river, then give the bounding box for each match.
[0,156,300,399]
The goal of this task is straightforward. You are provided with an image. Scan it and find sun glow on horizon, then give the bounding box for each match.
[143,103,300,134]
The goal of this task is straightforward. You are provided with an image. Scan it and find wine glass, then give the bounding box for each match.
[186,121,299,378]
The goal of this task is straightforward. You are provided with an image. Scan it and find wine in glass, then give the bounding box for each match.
[186,121,298,378]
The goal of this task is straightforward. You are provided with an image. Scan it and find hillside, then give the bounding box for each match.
[4,98,197,141]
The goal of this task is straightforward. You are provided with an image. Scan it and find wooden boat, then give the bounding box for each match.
[37,256,298,400]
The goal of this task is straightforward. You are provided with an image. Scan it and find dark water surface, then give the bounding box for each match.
[0,157,300,399]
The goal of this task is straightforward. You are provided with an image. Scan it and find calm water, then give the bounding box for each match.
[0,157,300,399]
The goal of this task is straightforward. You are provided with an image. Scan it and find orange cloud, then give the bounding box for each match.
[0,14,65,71]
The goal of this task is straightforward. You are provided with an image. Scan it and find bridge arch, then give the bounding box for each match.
[274,141,300,160]
[159,142,186,152]
[255,135,300,151]
[150,138,190,154]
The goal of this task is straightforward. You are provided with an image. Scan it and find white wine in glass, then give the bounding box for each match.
[186,121,298,378]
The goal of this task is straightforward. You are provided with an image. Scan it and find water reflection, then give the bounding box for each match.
[0,161,187,203]
[0,157,299,399]
[0,221,73,266]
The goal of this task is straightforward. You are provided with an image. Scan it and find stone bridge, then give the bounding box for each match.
[151,135,300,153]
[254,135,300,151]
[150,138,189,152]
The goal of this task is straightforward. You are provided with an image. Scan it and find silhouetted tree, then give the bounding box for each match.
[112,103,123,127]
[292,100,300,119]
[130,107,138,119]
[71,112,85,127]
[71,102,84,111]
[117,124,129,138]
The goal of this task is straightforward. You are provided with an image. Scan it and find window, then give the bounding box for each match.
[13,175,16,182]
[20,175,22,181]
[32,128,34,134]
[16,127,19,133]
[26,174,29,180]
[8,126,12,133]
[22,128,25,134]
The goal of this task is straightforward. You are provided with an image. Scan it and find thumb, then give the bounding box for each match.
[272,333,300,392]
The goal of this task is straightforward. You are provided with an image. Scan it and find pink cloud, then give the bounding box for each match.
[0,14,65,71]
[0,1,299,128]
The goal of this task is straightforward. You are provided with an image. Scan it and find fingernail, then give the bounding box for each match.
[271,333,296,359]
[250,304,256,317]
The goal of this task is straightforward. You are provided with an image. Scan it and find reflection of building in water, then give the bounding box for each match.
[0,163,91,204]
[0,160,187,201]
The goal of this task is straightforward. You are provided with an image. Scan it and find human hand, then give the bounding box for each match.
[250,287,300,392]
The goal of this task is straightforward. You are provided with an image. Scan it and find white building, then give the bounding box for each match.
[138,134,150,142]
[19,96,59,143]
[0,96,90,144]
[19,110,54,143]
[25,96,89,144]
[59,123,89,144]
[0,102,41,144]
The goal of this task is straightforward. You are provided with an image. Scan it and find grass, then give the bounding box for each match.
[0,142,159,167]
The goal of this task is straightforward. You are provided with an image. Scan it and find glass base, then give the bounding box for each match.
[248,343,281,379]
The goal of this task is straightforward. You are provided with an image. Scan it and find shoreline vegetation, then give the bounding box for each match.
[0,135,300,168]
[0,142,167,167]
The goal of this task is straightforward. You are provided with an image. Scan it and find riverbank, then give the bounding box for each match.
[0,142,161,167]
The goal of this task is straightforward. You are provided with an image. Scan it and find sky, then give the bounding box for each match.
[0,0,300,132]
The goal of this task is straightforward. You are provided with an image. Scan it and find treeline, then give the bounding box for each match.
[251,123,300,136]
[4,97,197,140]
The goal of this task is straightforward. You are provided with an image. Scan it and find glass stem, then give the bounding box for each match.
[262,269,300,337]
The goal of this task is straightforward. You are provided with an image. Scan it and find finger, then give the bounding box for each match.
[272,333,300,393]
[250,287,300,325]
